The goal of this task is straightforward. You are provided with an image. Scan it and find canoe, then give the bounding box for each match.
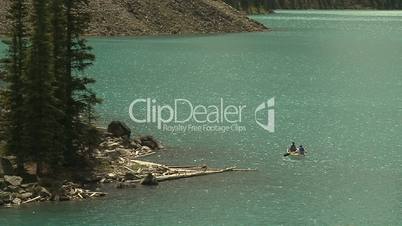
[289,151,303,156]
[284,149,305,158]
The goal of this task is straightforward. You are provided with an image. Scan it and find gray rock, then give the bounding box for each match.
[4,175,23,186]
[139,135,163,150]
[106,173,117,180]
[0,158,14,176]
[18,192,33,200]
[0,199,3,205]
[0,191,11,201]
[20,183,34,188]
[33,186,51,198]
[12,197,21,205]
[140,173,158,186]
[107,121,131,138]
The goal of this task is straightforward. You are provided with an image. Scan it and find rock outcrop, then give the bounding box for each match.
[107,121,131,138]
[139,136,164,150]
[0,0,268,36]
[3,175,22,186]
[140,173,159,186]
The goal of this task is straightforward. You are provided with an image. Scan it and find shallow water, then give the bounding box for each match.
[1,10,402,226]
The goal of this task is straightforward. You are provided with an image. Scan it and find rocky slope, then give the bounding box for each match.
[0,0,267,36]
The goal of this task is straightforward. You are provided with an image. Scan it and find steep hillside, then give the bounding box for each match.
[0,0,268,36]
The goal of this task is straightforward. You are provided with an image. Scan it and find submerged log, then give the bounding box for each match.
[156,167,236,182]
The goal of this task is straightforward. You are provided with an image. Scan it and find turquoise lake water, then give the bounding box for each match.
[1,10,402,226]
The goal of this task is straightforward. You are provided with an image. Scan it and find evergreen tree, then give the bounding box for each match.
[63,0,99,164]
[0,0,28,173]
[78,90,102,158]
[51,0,68,163]
[24,0,64,175]
[0,0,99,176]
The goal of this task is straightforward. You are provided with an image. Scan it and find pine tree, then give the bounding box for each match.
[63,0,99,164]
[0,0,100,176]
[51,0,68,162]
[24,0,64,175]
[0,0,28,173]
[79,89,102,158]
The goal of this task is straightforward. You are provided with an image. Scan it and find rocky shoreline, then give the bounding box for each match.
[0,0,268,36]
[0,121,163,207]
[0,121,253,207]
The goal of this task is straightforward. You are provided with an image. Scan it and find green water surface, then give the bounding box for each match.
[1,10,402,226]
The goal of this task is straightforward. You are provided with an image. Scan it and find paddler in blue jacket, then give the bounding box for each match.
[298,145,305,155]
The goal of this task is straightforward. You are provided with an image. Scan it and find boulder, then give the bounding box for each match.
[12,197,21,205]
[33,185,51,198]
[0,191,11,201]
[4,175,23,186]
[107,121,131,138]
[0,157,14,176]
[140,173,158,186]
[139,136,163,150]
[106,173,117,180]
[18,192,32,200]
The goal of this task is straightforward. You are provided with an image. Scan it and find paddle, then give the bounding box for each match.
[283,153,290,157]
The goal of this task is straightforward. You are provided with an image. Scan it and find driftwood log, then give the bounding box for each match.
[122,159,255,183]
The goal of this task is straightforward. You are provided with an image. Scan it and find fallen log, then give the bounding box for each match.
[22,196,41,204]
[130,159,170,170]
[155,167,236,182]
[136,152,156,158]
[123,165,137,173]
[88,192,107,197]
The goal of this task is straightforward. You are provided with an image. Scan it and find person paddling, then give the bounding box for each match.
[298,145,305,155]
[284,142,297,156]
[289,142,297,152]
